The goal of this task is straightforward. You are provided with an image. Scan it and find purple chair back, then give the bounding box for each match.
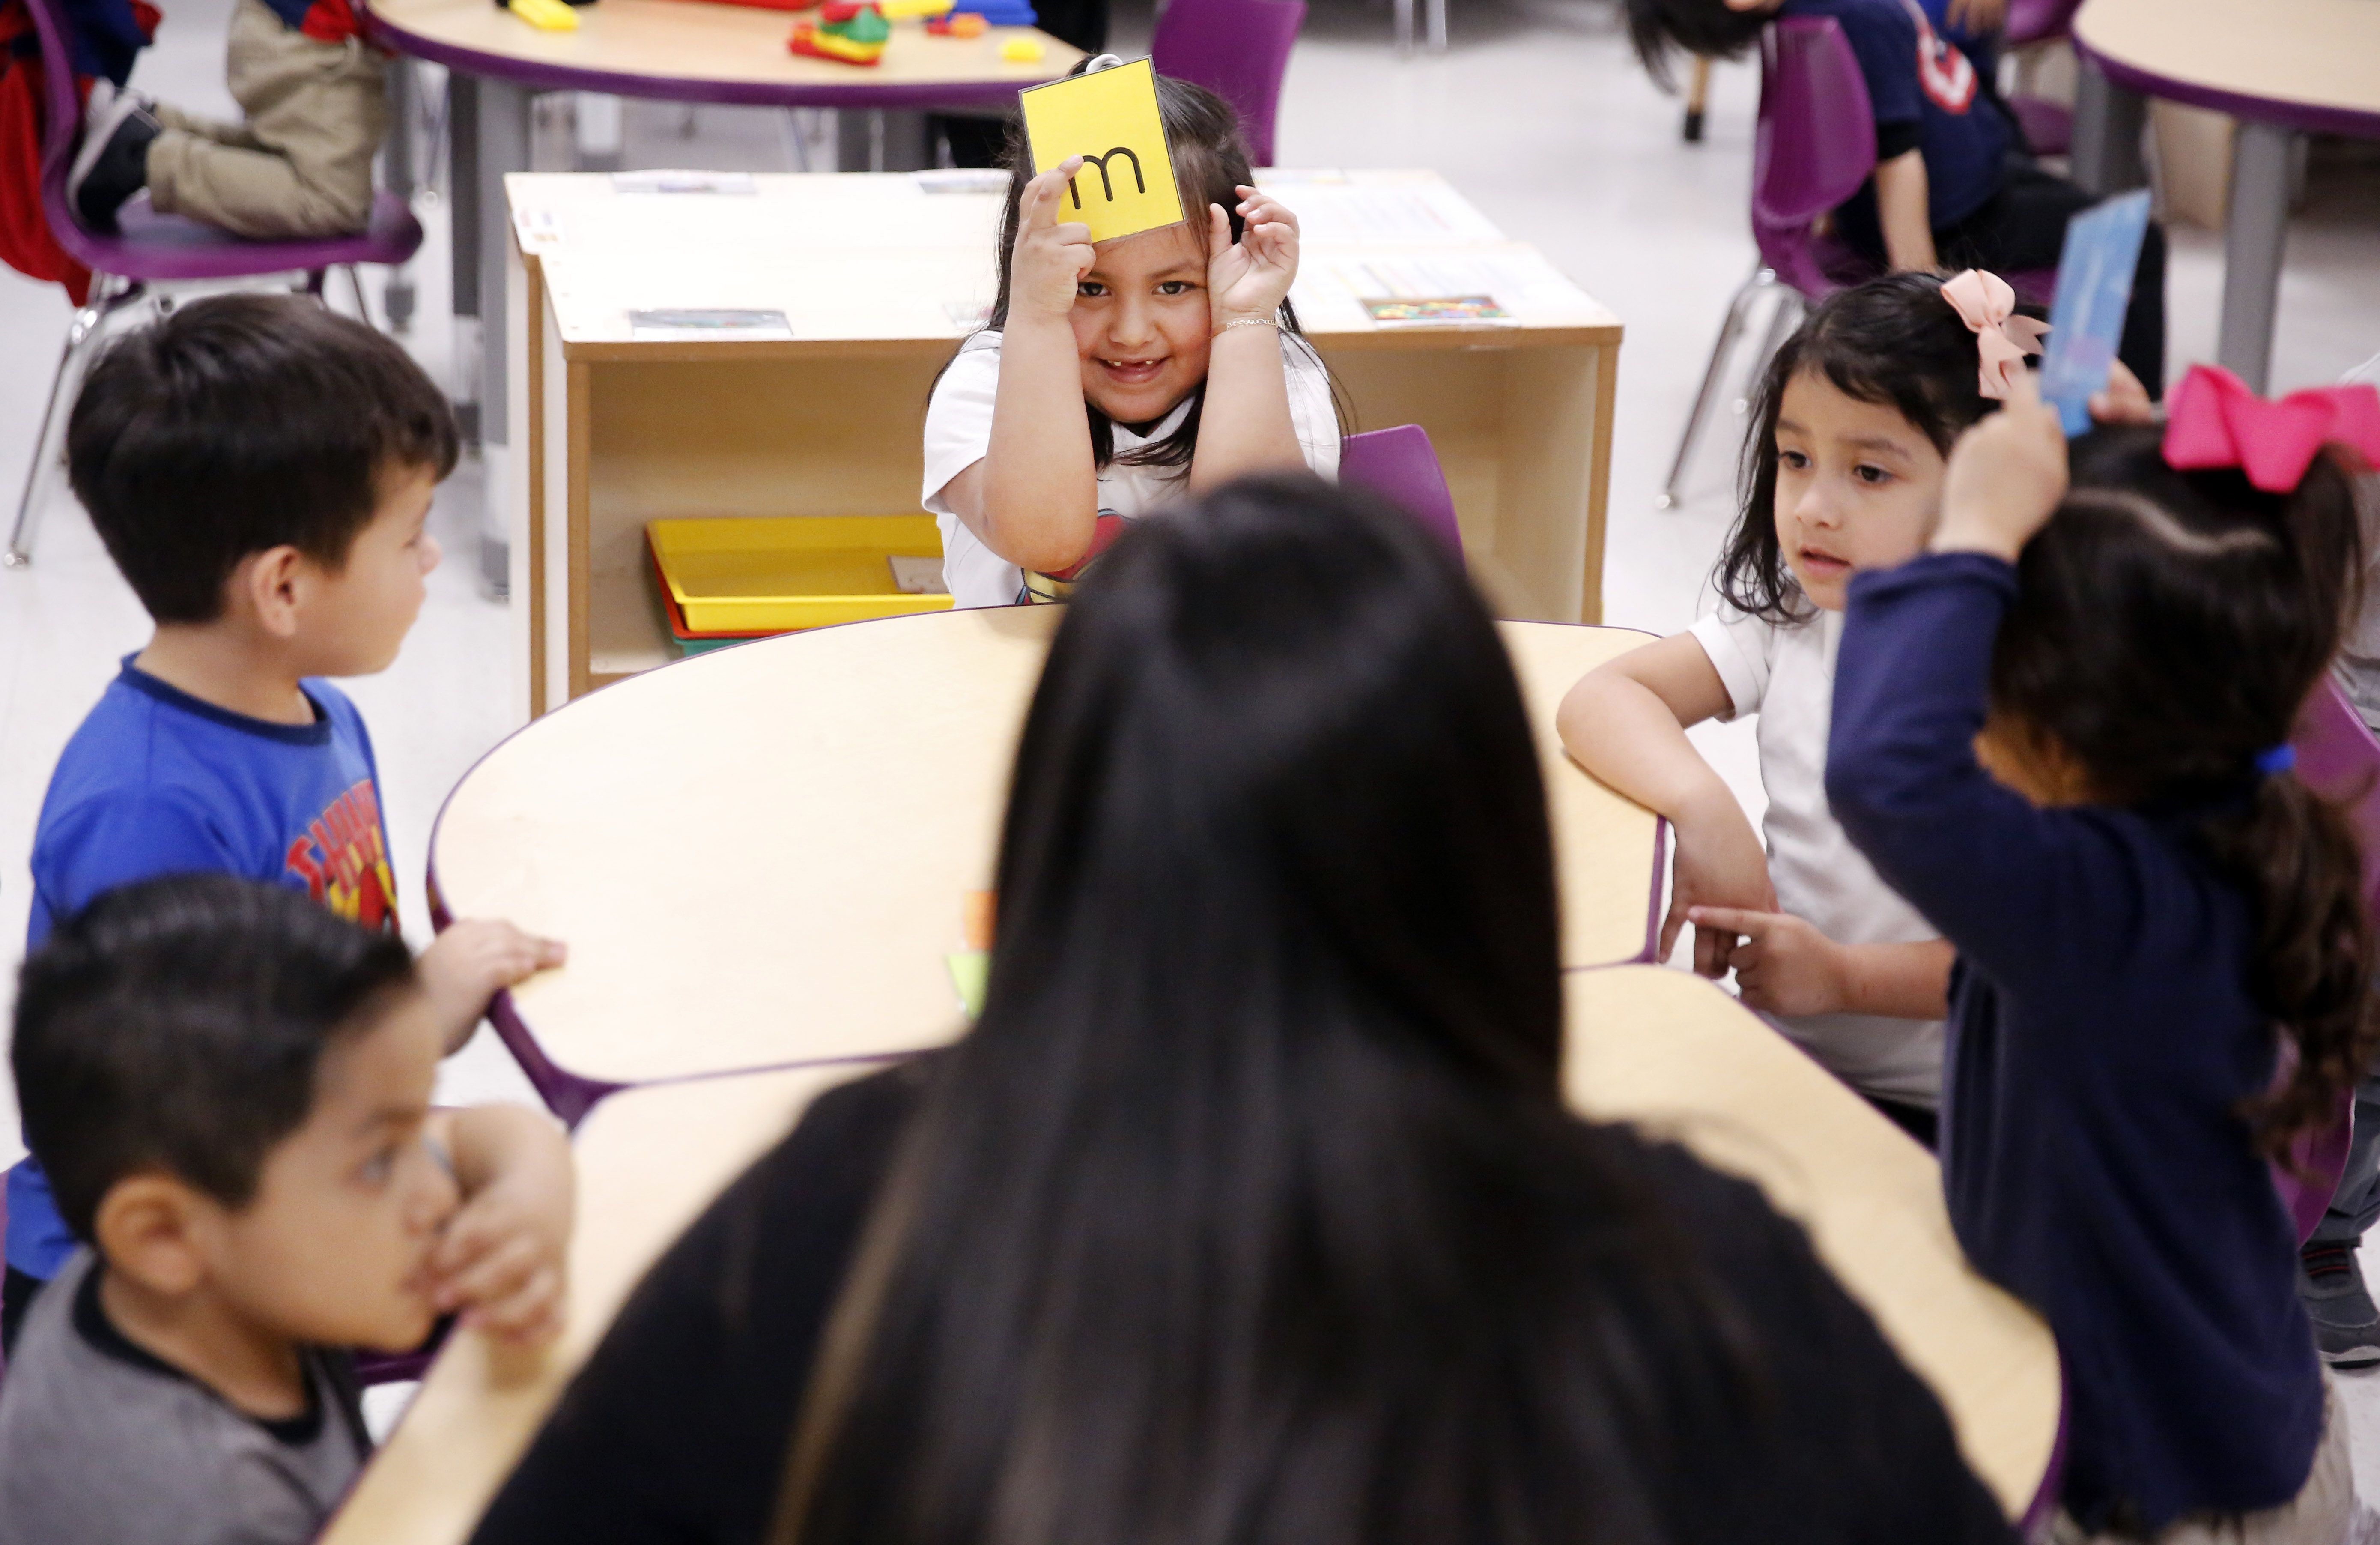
[2270,678,2380,1243]
[1751,18,1877,299]
[1151,0,1304,167]
[1340,425,1461,561]
[2002,0,2081,46]
[22,0,420,280]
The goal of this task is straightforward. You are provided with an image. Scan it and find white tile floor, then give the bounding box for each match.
[4,0,2380,1491]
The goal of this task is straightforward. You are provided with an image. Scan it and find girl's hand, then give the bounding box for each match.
[1207,185,1299,327]
[1665,796,1778,977]
[1010,159,1096,324]
[1933,368,2068,563]
[1688,908,1850,1016]
[2089,358,2157,426]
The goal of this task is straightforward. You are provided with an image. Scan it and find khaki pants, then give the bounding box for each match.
[2046,1377,2380,1545]
[145,0,388,239]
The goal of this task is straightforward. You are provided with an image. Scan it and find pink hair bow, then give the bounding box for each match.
[1941,269,2050,401]
[2162,365,2380,493]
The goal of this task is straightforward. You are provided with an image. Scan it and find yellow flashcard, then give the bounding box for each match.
[1018,58,1184,244]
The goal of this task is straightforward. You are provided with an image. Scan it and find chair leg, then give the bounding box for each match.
[1660,266,1774,510]
[344,264,374,328]
[1393,0,1414,54]
[1733,287,1804,415]
[6,277,132,568]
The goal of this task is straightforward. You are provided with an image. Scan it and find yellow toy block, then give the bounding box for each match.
[508,0,579,30]
[879,0,954,19]
[999,35,1042,60]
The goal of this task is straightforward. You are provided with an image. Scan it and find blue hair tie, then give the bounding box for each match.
[2254,744,2297,777]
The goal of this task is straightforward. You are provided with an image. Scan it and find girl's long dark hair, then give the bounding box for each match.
[969,63,1327,472]
[1991,428,2378,1151]
[769,478,1759,1545]
[1721,272,2023,623]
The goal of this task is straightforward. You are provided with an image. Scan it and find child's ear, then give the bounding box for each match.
[233,545,309,640]
[93,1173,214,1297]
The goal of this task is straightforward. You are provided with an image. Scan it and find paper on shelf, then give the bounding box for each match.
[612,170,758,195]
[512,205,564,254]
[915,168,1011,195]
[627,308,794,341]
[1305,249,1596,323]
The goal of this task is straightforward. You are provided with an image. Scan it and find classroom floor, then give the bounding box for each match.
[4,0,2380,1478]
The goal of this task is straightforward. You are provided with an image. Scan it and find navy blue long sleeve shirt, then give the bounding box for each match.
[1825,552,2323,1533]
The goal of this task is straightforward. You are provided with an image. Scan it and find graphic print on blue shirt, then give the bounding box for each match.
[6,660,400,1280]
[1781,0,2010,230]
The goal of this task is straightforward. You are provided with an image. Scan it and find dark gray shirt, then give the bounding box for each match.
[0,1250,368,1545]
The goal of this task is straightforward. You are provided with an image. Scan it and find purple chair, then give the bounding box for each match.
[1151,0,1304,168]
[1661,18,2057,507]
[2002,0,2082,157]
[4,0,423,569]
[1340,425,1462,561]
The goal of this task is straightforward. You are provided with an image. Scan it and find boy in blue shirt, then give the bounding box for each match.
[1624,0,2166,393]
[2,293,564,1350]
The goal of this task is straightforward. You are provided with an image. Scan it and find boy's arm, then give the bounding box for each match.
[1190,191,1306,490]
[424,1104,575,1345]
[417,919,567,1053]
[954,164,1102,574]
[1682,910,1954,1019]
[1558,634,1775,973]
[1874,150,1940,272]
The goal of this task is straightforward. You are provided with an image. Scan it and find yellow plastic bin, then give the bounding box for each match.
[647,516,953,654]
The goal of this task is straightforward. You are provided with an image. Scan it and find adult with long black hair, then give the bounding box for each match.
[470,477,2012,1545]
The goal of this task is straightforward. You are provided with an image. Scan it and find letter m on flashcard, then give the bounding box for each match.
[1019,57,1185,242]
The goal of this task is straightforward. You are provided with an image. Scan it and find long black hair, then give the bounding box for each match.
[769,478,1767,1545]
[1991,428,2378,1151]
[1719,272,2022,623]
[967,62,1329,472]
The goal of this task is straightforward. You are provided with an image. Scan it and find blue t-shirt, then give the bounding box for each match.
[1782,0,2011,230]
[6,660,400,1279]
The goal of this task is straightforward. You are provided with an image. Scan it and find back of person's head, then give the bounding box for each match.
[772,477,1762,1545]
[1992,423,2377,1148]
[1720,271,2019,622]
[975,62,1314,471]
[13,873,418,1246]
[66,293,457,625]
[1624,0,1766,87]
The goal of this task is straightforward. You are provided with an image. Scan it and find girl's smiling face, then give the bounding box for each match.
[1770,369,1949,610]
[1071,220,1213,427]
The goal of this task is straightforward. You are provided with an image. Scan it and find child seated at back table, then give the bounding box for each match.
[0,875,575,1545]
[1828,367,2380,1538]
[1560,270,2150,1144]
[1622,0,2167,395]
[924,63,1343,607]
[66,0,389,239]
[2,292,564,1350]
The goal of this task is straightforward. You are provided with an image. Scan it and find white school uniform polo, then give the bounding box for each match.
[1688,601,1947,1108]
[920,329,1342,610]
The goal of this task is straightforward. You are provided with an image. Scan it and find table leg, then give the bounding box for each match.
[1426,0,1445,52]
[835,109,930,170]
[1393,0,1413,54]
[2218,120,2294,395]
[2070,57,2146,196]
[380,57,415,332]
[450,71,480,440]
[467,77,531,597]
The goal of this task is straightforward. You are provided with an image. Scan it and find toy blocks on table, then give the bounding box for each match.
[970,0,1035,22]
[926,10,984,33]
[878,0,955,19]
[790,0,889,63]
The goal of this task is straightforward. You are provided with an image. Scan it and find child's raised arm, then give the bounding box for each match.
[1558,636,1775,973]
[1189,187,1307,490]
[945,159,1102,575]
[425,1103,575,1345]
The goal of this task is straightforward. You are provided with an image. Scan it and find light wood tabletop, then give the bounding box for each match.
[431,608,1663,1088]
[318,1063,859,1545]
[2073,0,2380,133]
[324,967,2055,1545]
[1565,966,2060,1519]
[362,0,1083,108]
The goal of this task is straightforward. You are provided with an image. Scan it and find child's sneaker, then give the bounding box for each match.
[2298,1240,2380,1369]
[67,83,160,233]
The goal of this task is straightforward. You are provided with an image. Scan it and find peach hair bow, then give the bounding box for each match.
[2162,364,2380,493]
[1940,269,2050,401]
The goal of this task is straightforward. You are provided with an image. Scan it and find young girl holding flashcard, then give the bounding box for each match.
[923,65,1342,607]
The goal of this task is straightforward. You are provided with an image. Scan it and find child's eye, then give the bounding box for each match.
[1076,280,1106,298]
[1157,280,1195,296]
[1776,449,1810,471]
[357,1146,397,1186]
[1854,463,1894,485]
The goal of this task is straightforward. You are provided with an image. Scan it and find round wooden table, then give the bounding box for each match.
[429,607,1664,1111]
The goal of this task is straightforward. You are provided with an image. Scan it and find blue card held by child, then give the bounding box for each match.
[2039,190,2153,436]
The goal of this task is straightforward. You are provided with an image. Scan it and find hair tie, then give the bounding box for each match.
[2162,365,2380,493]
[1940,269,2049,402]
[2254,744,2297,777]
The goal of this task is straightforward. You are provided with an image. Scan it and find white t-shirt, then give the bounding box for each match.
[1688,601,1946,1108]
[920,329,1343,608]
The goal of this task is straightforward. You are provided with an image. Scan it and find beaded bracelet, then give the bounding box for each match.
[1211,316,1280,339]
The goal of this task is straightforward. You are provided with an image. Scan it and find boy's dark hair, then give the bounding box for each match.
[1992,429,2378,1154]
[1623,0,1767,89]
[12,874,418,1243]
[66,293,458,625]
[968,62,1342,472]
[1718,272,2022,623]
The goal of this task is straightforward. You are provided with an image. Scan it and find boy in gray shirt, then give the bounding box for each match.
[0,876,575,1545]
